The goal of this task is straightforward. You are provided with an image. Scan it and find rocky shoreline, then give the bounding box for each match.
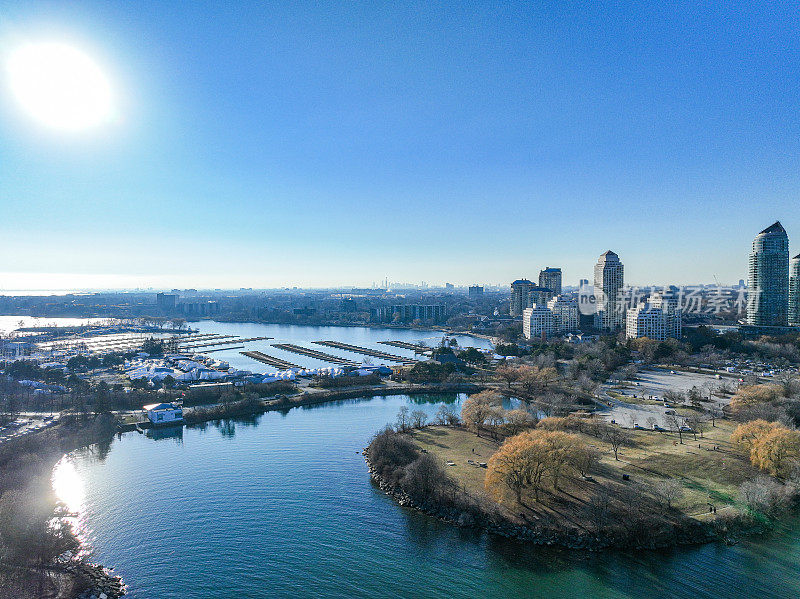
[363,452,742,551]
[69,562,126,598]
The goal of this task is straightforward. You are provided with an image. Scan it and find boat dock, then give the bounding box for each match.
[270,343,357,366]
[37,331,274,356]
[205,345,244,353]
[378,340,434,354]
[313,341,417,364]
[39,332,231,354]
[240,351,302,369]
[177,336,273,350]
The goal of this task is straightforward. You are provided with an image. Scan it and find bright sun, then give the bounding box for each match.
[6,41,114,131]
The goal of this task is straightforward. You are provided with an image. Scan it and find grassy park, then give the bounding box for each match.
[403,417,762,535]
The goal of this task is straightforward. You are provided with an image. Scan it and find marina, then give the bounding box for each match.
[378,340,434,354]
[240,350,302,370]
[175,336,273,351]
[313,340,418,364]
[17,329,275,359]
[270,343,358,366]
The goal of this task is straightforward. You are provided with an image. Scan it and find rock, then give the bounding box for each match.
[456,512,475,527]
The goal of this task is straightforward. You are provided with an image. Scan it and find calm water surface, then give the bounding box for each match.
[58,394,800,599]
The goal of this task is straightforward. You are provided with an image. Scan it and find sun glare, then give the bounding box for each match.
[6,41,114,131]
[52,457,85,514]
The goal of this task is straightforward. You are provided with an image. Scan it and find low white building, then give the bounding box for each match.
[143,402,184,425]
[523,306,554,340]
[547,295,579,333]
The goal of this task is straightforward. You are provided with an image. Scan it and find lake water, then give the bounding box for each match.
[57,393,800,599]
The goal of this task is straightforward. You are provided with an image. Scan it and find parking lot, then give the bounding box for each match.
[630,368,733,402]
[601,368,732,429]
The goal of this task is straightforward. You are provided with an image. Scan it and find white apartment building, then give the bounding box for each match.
[649,290,682,339]
[626,302,680,340]
[523,306,554,339]
[547,294,579,333]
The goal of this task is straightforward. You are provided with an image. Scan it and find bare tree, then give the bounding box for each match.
[587,487,612,529]
[739,476,792,515]
[505,408,536,435]
[654,479,684,510]
[434,404,459,426]
[495,363,521,390]
[665,413,684,444]
[395,406,411,432]
[705,402,724,427]
[410,410,428,429]
[686,414,709,440]
[600,423,631,461]
[776,372,800,397]
[663,390,685,405]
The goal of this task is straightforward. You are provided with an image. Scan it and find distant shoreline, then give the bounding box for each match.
[175,382,486,427]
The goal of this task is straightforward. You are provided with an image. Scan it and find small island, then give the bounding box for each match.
[366,389,800,550]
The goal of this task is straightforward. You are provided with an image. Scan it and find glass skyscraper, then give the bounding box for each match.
[746,221,789,327]
[790,253,800,327]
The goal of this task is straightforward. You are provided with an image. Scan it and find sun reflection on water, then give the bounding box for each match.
[52,455,93,556]
[52,457,84,514]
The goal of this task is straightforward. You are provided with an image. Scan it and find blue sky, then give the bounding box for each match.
[1,1,799,290]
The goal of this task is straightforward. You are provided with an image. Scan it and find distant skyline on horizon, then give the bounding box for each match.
[2,2,799,290]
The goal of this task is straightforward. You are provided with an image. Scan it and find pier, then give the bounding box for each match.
[177,336,273,350]
[36,332,274,355]
[378,340,434,354]
[313,341,417,364]
[205,346,244,353]
[270,343,357,366]
[240,351,302,369]
[39,332,227,353]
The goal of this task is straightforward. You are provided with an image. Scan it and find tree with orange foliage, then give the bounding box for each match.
[750,428,800,478]
[540,430,585,491]
[485,429,589,503]
[730,420,782,452]
[519,365,558,394]
[495,363,521,390]
[729,384,783,418]
[461,390,501,436]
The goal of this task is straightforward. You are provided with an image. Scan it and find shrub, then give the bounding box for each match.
[400,453,445,501]
[739,476,793,516]
[366,427,419,485]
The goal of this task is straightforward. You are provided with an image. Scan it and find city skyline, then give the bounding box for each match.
[2,3,800,289]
